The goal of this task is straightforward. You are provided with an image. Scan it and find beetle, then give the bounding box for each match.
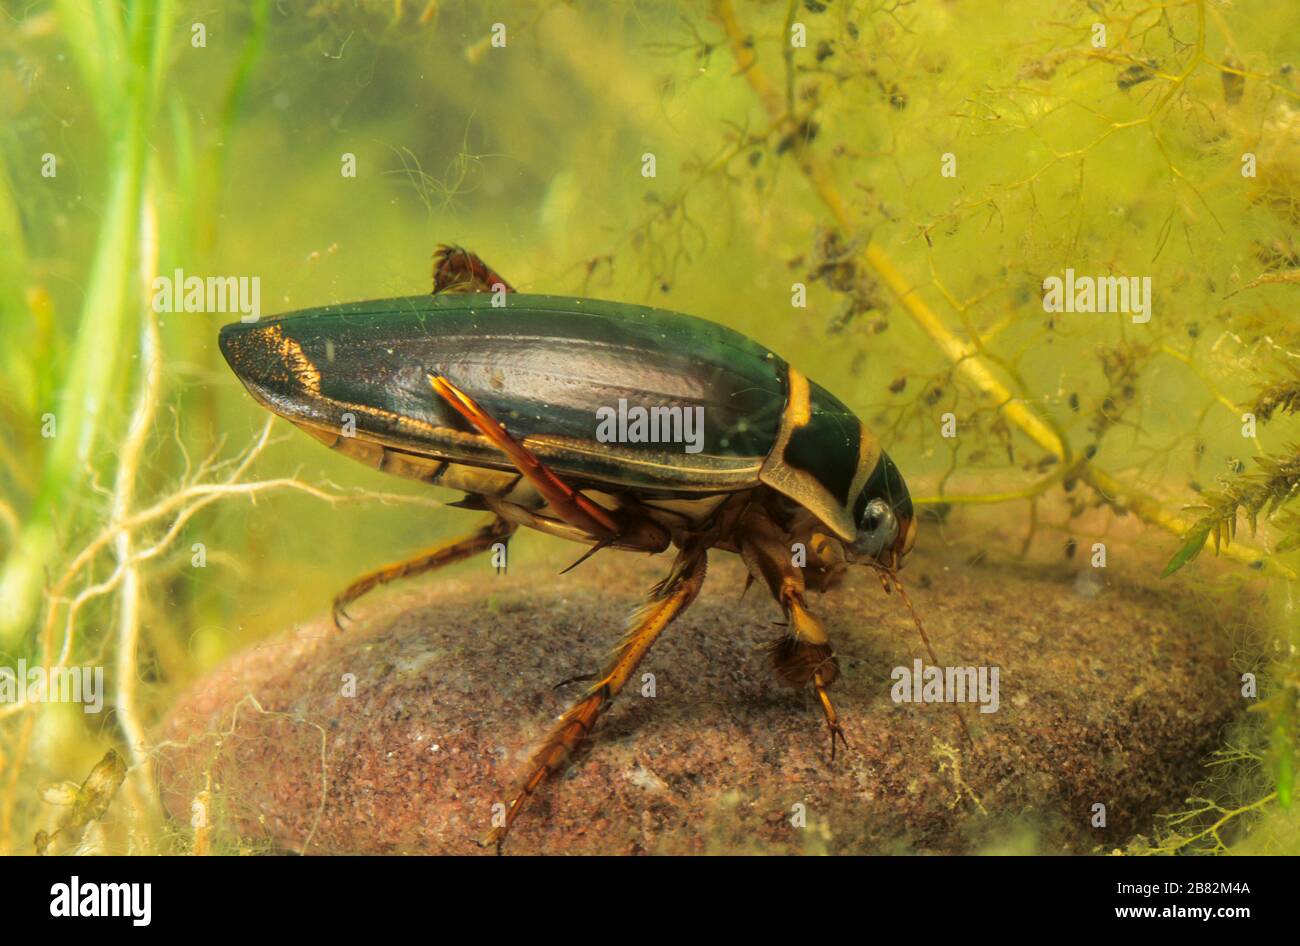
[218,245,917,851]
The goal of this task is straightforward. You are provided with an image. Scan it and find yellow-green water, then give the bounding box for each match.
[1,0,1298,855]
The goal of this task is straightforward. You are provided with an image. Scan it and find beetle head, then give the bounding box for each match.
[846,450,915,571]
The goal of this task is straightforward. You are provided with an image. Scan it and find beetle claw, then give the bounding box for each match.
[552,671,598,691]
[827,722,849,763]
[813,674,849,764]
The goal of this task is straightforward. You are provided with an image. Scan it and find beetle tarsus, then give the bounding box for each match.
[816,674,850,763]
[331,515,515,629]
[331,604,353,633]
[474,829,507,855]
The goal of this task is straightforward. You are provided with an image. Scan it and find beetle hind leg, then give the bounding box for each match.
[331,514,515,631]
[432,244,514,294]
[483,547,708,853]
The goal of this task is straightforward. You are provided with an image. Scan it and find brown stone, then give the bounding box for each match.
[156,546,1244,854]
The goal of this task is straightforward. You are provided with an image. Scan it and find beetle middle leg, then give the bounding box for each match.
[483,545,708,853]
[331,514,515,631]
[737,509,849,760]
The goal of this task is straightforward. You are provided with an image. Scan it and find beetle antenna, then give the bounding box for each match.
[889,574,975,749]
[870,562,974,748]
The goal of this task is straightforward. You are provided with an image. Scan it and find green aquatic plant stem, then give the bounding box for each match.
[1150,790,1279,855]
[195,0,268,254]
[0,0,175,646]
[0,163,38,424]
[54,0,127,130]
[712,0,1293,581]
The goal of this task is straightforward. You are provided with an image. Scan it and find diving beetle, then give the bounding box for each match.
[218,246,916,851]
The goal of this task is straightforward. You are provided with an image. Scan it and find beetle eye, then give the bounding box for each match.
[853,498,898,559]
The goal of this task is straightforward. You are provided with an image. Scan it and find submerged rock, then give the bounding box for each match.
[156,548,1245,854]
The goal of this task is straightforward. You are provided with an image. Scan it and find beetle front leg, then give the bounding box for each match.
[737,511,848,760]
[483,547,708,853]
[332,514,515,630]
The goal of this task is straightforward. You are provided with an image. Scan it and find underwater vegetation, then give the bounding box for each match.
[0,0,1298,855]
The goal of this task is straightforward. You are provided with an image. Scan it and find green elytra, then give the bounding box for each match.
[218,292,913,545]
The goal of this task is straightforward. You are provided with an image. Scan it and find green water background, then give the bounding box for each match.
[1,0,1298,853]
